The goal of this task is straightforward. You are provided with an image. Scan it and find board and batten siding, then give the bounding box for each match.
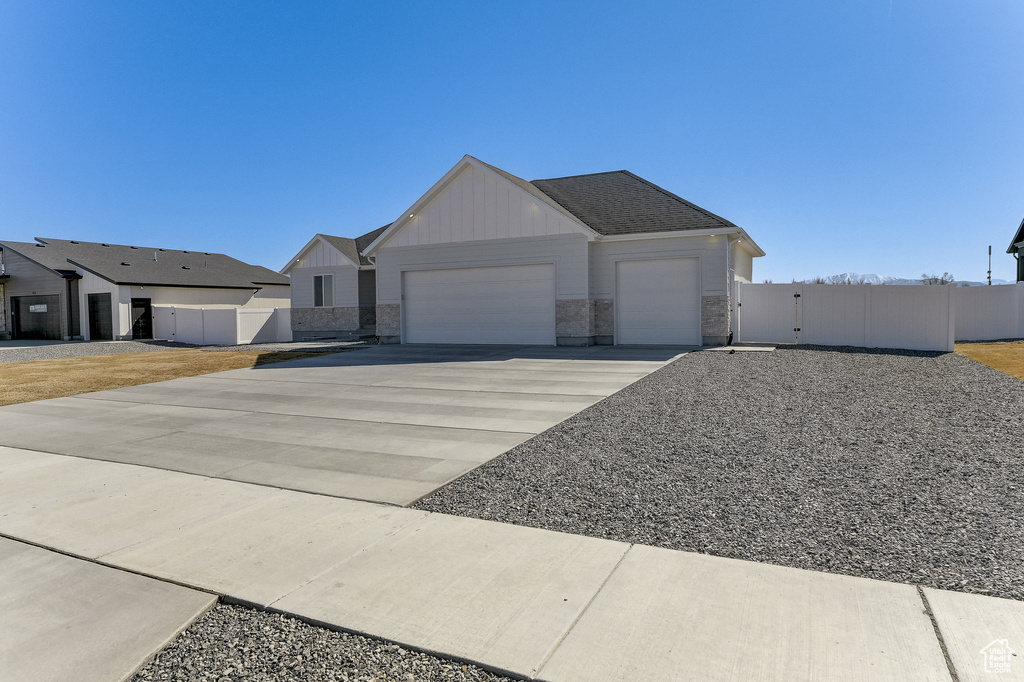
[375,233,590,306]
[382,164,588,249]
[589,235,728,298]
[290,265,359,308]
[293,240,352,269]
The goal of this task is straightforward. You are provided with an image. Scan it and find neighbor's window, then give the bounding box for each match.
[313,274,334,307]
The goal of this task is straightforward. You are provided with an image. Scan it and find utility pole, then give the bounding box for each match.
[988,245,992,285]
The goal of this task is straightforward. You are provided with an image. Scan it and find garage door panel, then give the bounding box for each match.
[404,264,555,345]
[616,258,700,345]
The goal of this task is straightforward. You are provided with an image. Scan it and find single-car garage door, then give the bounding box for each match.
[12,295,62,340]
[404,264,555,344]
[616,258,701,344]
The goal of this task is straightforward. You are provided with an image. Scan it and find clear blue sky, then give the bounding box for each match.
[2,1,1022,282]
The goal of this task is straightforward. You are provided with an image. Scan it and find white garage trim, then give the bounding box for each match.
[402,264,556,345]
[615,257,701,345]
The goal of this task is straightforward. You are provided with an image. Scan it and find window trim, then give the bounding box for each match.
[313,274,334,307]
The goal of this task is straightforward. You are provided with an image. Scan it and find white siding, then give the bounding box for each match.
[383,165,587,249]
[375,233,589,305]
[731,242,754,283]
[289,266,359,308]
[123,285,289,309]
[590,235,729,298]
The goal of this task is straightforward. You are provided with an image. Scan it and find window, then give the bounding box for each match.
[313,274,333,307]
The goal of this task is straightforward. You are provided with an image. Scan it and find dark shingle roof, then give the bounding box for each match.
[1,238,289,288]
[531,170,737,236]
[320,224,391,266]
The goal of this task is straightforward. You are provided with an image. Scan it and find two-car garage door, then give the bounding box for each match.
[403,264,555,344]
[401,258,701,345]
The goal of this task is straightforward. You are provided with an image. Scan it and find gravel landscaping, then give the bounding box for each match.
[415,346,1024,601]
[0,340,188,364]
[130,603,514,682]
[0,339,369,365]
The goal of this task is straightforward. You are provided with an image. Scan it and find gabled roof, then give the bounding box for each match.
[361,155,599,256]
[531,170,737,236]
[0,238,288,289]
[1007,217,1024,254]
[318,224,391,266]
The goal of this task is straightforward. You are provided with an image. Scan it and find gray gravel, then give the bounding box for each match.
[415,346,1024,601]
[0,339,370,364]
[130,602,515,682]
[0,340,191,364]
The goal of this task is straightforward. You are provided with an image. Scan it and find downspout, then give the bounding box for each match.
[726,233,740,345]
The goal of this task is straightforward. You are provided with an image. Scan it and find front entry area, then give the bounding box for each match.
[403,264,556,344]
[87,293,113,341]
[131,298,153,339]
[615,258,701,345]
[11,295,61,340]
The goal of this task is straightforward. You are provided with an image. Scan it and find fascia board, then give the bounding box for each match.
[598,227,767,257]
[280,234,358,274]
[281,235,324,273]
[361,156,476,257]
[362,156,600,258]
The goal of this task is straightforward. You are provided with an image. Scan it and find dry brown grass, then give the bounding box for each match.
[955,342,1024,381]
[0,349,331,406]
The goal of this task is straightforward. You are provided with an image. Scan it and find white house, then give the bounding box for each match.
[286,155,765,346]
[0,237,289,341]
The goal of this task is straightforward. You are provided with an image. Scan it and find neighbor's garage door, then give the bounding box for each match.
[404,264,555,344]
[616,258,701,344]
[12,295,62,340]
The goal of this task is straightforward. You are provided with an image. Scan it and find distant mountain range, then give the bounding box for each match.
[804,272,1012,287]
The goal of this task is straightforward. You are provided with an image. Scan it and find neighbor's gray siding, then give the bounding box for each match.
[0,282,7,337]
[375,233,589,305]
[2,248,69,339]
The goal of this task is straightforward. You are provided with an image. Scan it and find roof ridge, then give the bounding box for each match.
[531,170,629,183]
[619,172,736,227]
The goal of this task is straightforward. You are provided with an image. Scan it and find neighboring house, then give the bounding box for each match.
[281,225,388,340]
[0,238,289,341]
[1008,217,1024,283]
[289,155,765,346]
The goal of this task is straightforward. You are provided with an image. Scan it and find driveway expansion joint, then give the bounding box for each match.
[917,585,962,682]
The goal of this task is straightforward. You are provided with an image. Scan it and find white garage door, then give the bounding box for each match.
[403,264,555,344]
[616,258,701,344]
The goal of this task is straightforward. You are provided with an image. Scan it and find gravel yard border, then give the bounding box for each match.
[416,345,1024,602]
[129,602,516,682]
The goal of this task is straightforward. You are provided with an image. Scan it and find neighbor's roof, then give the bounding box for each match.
[531,170,737,236]
[1007,217,1024,254]
[320,224,391,266]
[1,238,289,288]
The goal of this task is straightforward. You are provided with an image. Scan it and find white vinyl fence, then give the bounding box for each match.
[153,306,291,346]
[954,283,1024,341]
[737,283,956,351]
[736,282,1024,351]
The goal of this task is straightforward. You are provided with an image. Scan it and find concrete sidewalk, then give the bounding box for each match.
[2,446,1021,681]
[0,344,681,505]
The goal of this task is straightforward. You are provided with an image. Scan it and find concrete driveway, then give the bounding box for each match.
[0,344,683,505]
